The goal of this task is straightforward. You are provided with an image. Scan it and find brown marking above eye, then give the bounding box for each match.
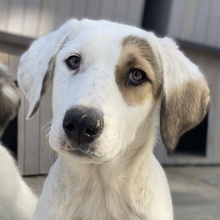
[115,35,163,105]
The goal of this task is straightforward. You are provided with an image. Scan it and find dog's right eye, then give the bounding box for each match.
[65,55,81,70]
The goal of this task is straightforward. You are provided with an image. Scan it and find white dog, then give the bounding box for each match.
[0,145,37,220]
[18,19,209,220]
[0,64,37,220]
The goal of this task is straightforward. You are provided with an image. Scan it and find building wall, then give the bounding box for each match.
[167,0,220,48]
[0,0,145,38]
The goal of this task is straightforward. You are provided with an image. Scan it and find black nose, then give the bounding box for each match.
[63,106,104,146]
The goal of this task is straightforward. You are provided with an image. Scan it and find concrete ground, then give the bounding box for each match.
[24,166,220,220]
[165,166,220,220]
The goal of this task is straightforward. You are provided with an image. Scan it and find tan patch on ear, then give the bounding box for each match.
[115,35,162,105]
[160,77,210,151]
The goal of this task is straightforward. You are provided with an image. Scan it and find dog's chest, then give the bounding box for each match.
[36,160,151,220]
[62,176,144,220]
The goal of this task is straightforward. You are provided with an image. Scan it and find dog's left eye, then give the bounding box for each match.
[128,69,147,85]
[65,55,81,70]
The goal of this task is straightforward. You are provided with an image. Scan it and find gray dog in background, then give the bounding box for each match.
[0,64,20,138]
[0,63,37,220]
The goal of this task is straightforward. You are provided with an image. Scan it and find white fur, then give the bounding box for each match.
[2,85,19,103]
[0,144,37,220]
[17,19,209,220]
[0,63,9,74]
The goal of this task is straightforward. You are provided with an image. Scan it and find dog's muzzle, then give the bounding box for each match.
[63,106,104,150]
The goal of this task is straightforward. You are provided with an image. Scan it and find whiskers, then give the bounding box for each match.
[40,120,55,157]
[41,120,52,138]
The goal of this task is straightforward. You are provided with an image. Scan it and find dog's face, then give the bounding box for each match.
[18,19,209,163]
[0,64,20,138]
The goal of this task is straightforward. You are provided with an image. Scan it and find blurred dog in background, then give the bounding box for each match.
[0,63,37,220]
[0,64,19,138]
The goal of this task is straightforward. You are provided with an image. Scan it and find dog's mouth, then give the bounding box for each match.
[60,141,100,159]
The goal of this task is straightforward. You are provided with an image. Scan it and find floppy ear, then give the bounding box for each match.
[18,19,78,119]
[159,38,210,151]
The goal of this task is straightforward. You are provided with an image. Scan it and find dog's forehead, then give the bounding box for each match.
[75,19,147,39]
[62,20,157,55]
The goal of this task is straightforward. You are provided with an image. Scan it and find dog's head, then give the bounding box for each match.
[18,19,209,163]
[0,64,20,138]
